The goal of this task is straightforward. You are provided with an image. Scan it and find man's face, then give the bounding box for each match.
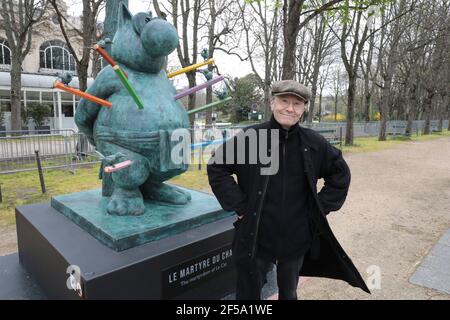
[271,94,307,129]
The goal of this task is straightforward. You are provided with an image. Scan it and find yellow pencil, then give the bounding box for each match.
[168,59,215,78]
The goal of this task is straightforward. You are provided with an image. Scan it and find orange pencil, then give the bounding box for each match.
[54,82,112,108]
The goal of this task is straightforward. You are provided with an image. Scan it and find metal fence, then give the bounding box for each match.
[0,129,100,174]
[301,120,449,138]
[1,120,448,174]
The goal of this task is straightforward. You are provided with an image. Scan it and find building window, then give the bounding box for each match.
[39,40,75,72]
[0,38,11,66]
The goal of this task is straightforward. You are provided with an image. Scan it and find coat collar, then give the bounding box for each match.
[258,116,319,152]
[297,125,319,151]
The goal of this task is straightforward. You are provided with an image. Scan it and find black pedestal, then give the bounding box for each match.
[16,203,238,300]
[0,253,46,300]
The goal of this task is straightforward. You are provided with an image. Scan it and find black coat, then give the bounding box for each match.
[207,120,370,294]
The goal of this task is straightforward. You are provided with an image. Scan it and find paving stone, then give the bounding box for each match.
[409,229,450,294]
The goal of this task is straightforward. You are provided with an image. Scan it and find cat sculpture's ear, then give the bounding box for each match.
[118,2,132,27]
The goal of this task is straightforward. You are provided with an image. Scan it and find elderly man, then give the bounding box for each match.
[207,80,369,300]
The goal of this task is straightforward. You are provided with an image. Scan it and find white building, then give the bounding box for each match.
[0,0,95,132]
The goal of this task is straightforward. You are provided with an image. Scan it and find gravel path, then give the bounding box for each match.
[1,137,449,299]
[0,225,17,257]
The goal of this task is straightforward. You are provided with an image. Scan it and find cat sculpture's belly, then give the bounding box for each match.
[93,69,190,181]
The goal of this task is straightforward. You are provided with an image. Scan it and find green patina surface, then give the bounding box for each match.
[74,4,191,216]
[51,186,233,251]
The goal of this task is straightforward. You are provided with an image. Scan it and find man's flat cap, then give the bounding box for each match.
[271,80,311,102]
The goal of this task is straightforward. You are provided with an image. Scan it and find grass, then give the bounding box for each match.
[0,162,210,227]
[0,129,448,227]
[0,155,94,172]
[0,165,101,227]
[338,129,450,153]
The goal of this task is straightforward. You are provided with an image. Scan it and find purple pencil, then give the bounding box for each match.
[174,76,225,100]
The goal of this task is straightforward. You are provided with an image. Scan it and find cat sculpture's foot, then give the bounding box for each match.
[142,181,191,205]
[107,187,145,216]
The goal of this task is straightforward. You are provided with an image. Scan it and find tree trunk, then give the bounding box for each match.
[205,0,215,126]
[281,29,297,80]
[345,76,356,145]
[281,0,302,80]
[437,95,447,132]
[363,73,371,122]
[363,33,375,122]
[379,75,392,141]
[334,91,338,122]
[423,89,433,135]
[405,106,413,136]
[447,96,450,131]
[10,58,22,131]
[205,86,213,125]
[307,64,319,122]
[92,50,102,78]
[318,92,323,122]
[448,103,450,131]
[78,66,89,93]
[263,85,271,121]
[186,72,197,124]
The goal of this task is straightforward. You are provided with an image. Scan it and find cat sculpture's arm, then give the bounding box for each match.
[75,66,121,146]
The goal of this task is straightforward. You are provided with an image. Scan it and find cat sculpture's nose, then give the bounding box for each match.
[141,18,179,57]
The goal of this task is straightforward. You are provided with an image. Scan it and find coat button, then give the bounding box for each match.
[253,212,257,216]
[304,148,308,152]
[250,232,254,236]
[257,191,262,195]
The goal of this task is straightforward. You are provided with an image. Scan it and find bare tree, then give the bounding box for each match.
[1,0,47,131]
[337,9,369,145]
[163,0,208,124]
[329,0,408,144]
[50,0,105,91]
[296,13,338,122]
[330,66,346,121]
[359,25,379,122]
[317,61,333,122]
[378,0,410,141]
[280,0,345,80]
[202,0,240,125]
[238,0,281,120]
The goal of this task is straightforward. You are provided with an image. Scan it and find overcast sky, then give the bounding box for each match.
[65,0,253,83]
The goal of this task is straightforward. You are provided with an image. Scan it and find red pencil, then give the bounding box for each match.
[93,44,128,79]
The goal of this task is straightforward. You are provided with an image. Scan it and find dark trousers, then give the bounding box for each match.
[235,255,305,300]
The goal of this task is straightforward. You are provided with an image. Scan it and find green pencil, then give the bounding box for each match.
[113,65,144,110]
[187,96,232,115]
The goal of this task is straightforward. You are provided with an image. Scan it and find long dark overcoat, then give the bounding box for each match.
[207,121,370,293]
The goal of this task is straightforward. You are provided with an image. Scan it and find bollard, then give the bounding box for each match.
[35,150,46,194]
[198,145,202,171]
[0,184,2,203]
